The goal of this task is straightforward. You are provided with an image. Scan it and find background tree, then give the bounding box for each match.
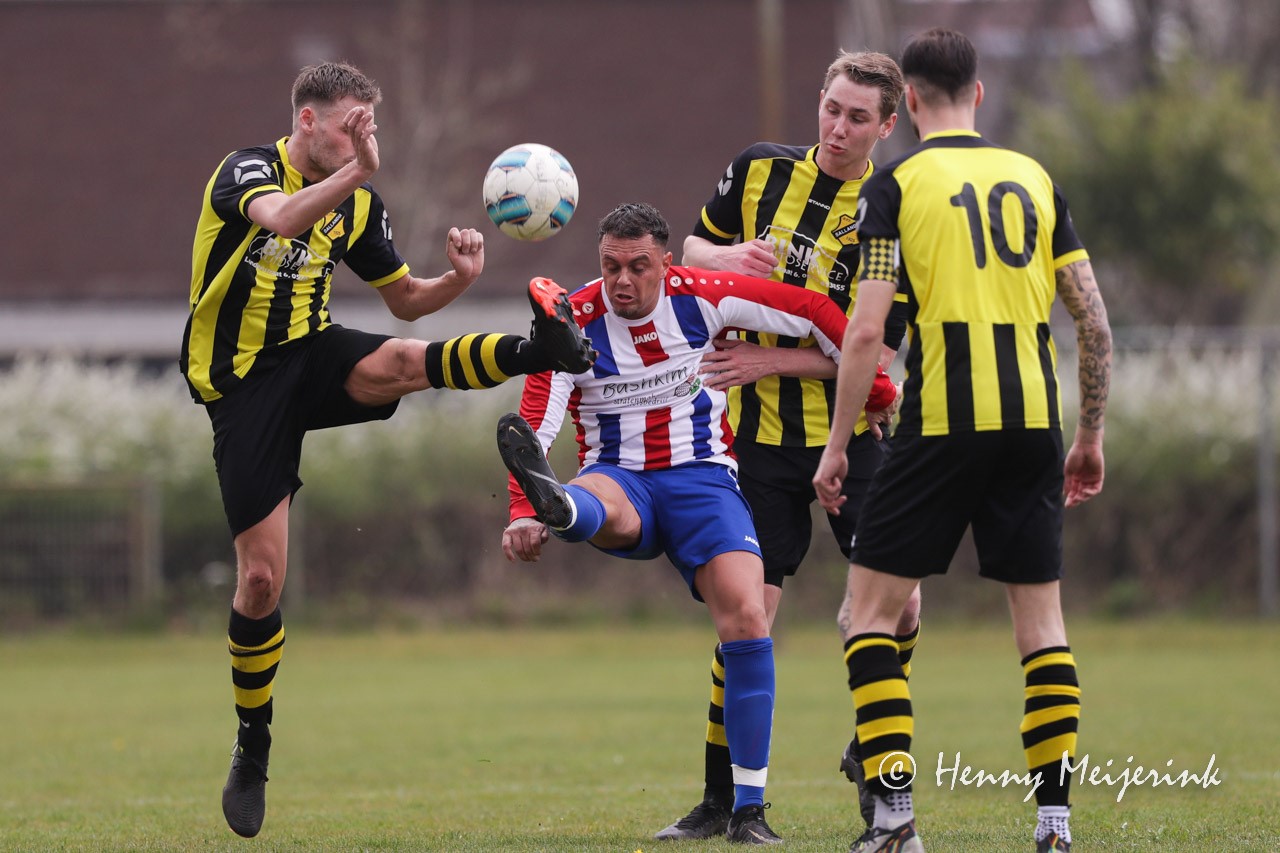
[1016,58,1280,326]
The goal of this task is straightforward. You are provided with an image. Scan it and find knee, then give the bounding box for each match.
[349,338,425,401]
[371,338,422,390]
[732,602,771,641]
[235,553,282,614]
[235,574,279,617]
[387,338,422,381]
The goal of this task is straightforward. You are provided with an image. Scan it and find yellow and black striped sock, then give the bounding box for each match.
[895,622,921,679]
[702,643,734,804]
[228,607,285,753]
[845,633,914,795]
[1020,646,1080,806]
[424,333,525,390]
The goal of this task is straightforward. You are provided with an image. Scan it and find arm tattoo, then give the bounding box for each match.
[1055,260,1111,431]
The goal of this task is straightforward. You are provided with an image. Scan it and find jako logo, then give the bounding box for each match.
[633,331,658,345]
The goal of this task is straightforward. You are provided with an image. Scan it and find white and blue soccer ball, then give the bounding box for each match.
[482,143,578,242]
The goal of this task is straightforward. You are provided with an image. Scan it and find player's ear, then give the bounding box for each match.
[296,105,316,133]
[973,80,984,109]
[662,251,673,273]
[904,84,918,115]
[879,112,898,139]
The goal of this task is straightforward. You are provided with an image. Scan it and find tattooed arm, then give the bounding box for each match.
[1056,258,1112,507]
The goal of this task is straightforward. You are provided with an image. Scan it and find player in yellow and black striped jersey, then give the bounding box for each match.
[188,61,595,841]
[856,135,1088,437]
[815,29,1111,853]
[659,51,921,841]
[180,135,409,404]
[690,143,907,446]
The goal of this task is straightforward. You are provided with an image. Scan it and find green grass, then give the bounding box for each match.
[1,620,1277,851]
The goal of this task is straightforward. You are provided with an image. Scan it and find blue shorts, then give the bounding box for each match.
[577,461,763,601]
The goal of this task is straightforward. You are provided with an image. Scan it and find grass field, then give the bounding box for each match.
[2,620,1277,851]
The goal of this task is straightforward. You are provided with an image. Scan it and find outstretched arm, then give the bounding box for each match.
[377,227,486,321]
[1056,258,1111,507]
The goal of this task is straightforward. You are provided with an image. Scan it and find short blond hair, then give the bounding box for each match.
[291,61,382,114]
[823,50,904,121]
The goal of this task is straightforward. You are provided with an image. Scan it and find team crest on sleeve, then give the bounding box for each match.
[852,196,868,230]
[381,210,393,241]
[233,159,273,185]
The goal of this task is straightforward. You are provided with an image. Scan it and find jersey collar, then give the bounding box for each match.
[276,137,308,187]
[921,129,982,142]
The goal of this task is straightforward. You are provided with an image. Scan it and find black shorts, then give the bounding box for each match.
[735,432,889,587]
[205,326,398,536]
[851,430,1065,583]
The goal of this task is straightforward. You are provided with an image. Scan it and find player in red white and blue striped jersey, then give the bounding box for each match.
[508,245,894,497]
[497,203,895,844]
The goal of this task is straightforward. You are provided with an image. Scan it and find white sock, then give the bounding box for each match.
[873,791,914,830]
[1035,805,1070,843]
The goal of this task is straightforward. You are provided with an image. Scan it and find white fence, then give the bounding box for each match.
[1107,326,1279,617]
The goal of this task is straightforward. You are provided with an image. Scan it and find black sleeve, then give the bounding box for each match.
[1051,182,1087,259]
[209,146,282,222]
[343,187,409,283]
[689,146,757,244]
[882,299,907,351]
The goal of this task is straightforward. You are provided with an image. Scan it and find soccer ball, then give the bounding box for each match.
[482,143,578,241]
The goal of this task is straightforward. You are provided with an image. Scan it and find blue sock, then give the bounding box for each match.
[720,636,774,810]
[551,484,606,542]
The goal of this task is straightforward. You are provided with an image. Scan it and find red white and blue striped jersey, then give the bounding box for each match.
[508,265,892,520]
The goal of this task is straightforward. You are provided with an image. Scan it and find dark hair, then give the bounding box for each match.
[598,202,670,247]
[291,61,382,113]
[823,50,905,121]
[900,28,978,104]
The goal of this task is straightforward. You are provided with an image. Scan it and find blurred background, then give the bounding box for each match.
[1,0,1278,631]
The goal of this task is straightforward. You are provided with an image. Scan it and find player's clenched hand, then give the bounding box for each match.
[343,105,380,175]
[1063,435,1105,508]
[714,239,779,278]
[445,227,485,285]
[502,516,550,562]
[813,446,849,515]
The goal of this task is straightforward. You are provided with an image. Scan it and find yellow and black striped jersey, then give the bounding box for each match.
[692,143,906,447]
[180,137,410,403]
[856,131,1089,436]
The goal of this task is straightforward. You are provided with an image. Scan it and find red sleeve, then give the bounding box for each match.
[866,367,897,412]
[678,265,849,352]
[507,370,554,521]
[677,265,894,413]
